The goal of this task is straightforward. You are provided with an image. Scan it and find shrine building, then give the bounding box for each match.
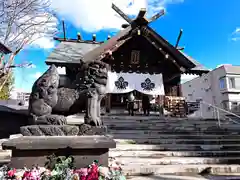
[0,42,12,54]
[45,5,209,112]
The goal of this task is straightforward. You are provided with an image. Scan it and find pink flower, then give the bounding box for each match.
[22,168,40,180]
[74,168,88,180]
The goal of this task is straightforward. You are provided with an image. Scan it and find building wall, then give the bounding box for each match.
[9,89,30,106]
[181,65,240,118]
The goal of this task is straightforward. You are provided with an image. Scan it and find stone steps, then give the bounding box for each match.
[103,119,219,123]
[109,150,240,157]
[106,116,240,175]
[112,156,240,165]
[112,140,240,147]
[127,174,207,180]
[108,130,240,134]
[103,119,227,125]
[114,138,240,144]
[112,143,239,151]
[109,134,240,141]
[105,123,221,126]
[103,119,224,123]
[112,144,235,150]
[106,127,237,132]
[121,164,240,176]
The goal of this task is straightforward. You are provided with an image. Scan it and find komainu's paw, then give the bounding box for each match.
[36,115,67,125]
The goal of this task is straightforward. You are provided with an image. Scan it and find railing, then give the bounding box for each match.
[199,100,240,127]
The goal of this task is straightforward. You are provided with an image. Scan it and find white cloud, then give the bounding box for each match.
[234,28,240,34]
[232,37,240,41]
[231,27,240,41]
[31,37,56,49]
[32,72,43,79]
[181,74,199,84]
[50,0,184,32]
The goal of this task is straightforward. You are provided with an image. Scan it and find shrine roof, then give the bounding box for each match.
[81,26,209,75]
[46,38,209,74]
[180,52,210,74]
[0,42,12,54]
[45,41,100,65]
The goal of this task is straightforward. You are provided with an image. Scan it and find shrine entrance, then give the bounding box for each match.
[104,72,165,113]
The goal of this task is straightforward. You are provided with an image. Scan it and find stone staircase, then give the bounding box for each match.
[103,115,240,176]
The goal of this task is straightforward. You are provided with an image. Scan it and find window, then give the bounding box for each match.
[219,77,225,89]
[234,77,240,89]
[196,98,202,102]
[229,77,236,89]
[131,50,140,64]
[230,102,239,111]
[222,101,228,110]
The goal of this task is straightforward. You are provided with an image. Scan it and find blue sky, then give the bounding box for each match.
[13,0,240,92]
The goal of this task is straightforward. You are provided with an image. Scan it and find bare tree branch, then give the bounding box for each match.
[0,0,58,53]
[0,0,58,91]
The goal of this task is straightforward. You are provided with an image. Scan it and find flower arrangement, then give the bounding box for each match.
[0,155,126,180]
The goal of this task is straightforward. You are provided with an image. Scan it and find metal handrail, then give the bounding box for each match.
[199,100,240,126]
[221,114,240,125]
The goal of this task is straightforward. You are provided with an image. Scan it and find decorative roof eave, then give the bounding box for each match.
[180,51,210,74]
[142,32,186,73]
[145,26,196,69]
[185,70,209,76]
[0,42,12,54]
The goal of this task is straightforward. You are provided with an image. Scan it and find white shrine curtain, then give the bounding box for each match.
[106,72,165,95]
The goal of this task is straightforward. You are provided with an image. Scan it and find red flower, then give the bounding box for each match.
[7,168,16,177]
[86,164,99,180]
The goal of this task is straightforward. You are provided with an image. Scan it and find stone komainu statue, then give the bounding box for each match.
[28,60,109,127]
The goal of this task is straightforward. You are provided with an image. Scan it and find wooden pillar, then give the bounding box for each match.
[105,94,111,113]
[178,84,182,97]
[105,64,112,113]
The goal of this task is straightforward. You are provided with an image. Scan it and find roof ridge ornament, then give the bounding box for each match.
[111,3,165,28]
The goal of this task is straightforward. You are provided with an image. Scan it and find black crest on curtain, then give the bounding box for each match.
[115,77,128,89]
[141,78,155,91]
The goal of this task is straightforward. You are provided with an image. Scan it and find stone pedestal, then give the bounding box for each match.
[2,136,116,169]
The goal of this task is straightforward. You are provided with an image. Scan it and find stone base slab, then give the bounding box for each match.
[2,136,116,168]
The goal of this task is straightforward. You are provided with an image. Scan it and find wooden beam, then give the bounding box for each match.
[112,3,132,23]
[62,20,66,40]
[148,9,165,23]
[177,46,185,51]
[137,8,147,19]
[175,29,183,48]
[53,37,103,44]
